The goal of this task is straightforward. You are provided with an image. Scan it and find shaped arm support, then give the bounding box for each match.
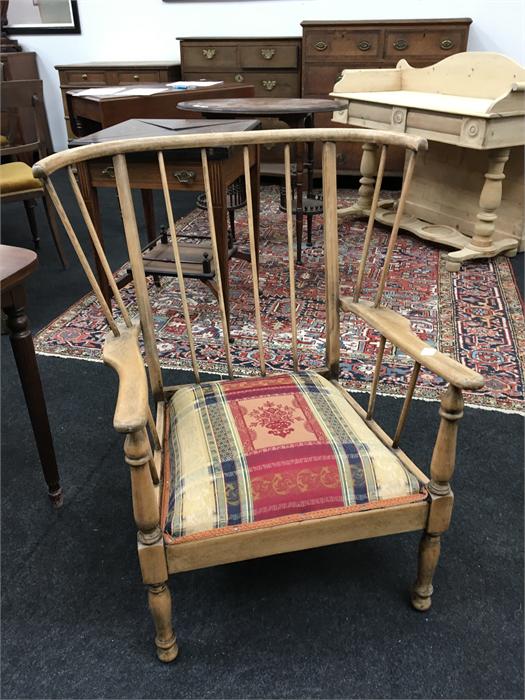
[102,324,150,433]
[340,299,484,390]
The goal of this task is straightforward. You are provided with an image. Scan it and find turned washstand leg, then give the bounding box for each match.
[446,147,516,271]
[337,143,378,221]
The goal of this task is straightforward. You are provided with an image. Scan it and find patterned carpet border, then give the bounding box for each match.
[34,188,525,415]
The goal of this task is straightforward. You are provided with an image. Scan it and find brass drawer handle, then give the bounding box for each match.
[393,39,409,51]
[336,153,346,165]
[81,73,88,80]
[440,38,455,50]
[358,40,371,51]
[202,48,216,60]
[261,80,277,91]
[260,48,276,60]
[101,166,115,179]
[314,41,328,52]
[173,170,196,184]
[133,74,140,81]
[234,73,244,83]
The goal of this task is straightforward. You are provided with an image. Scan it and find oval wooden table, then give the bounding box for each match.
[1,244,62,507]
[177,98,342,262]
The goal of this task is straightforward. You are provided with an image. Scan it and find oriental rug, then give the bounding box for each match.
[34,187,525,414]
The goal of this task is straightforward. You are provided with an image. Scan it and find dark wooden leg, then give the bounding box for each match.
[3,286,63,507]
[42,192,68,269]
[250,144,261,272]
[76,162,111,305]
[141,189,157,243]
[23,199,40,250]
[294,140,304,264]
[208,159,230,335]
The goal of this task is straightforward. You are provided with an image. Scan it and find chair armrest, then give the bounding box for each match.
[102,325,149,433]
[340,299,484,391]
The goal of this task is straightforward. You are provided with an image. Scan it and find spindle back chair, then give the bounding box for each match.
[33,128,484,663]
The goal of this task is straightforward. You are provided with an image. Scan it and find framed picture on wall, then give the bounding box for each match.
[4,0,81,35]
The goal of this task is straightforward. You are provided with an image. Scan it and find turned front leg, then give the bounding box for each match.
[125,428,178,662]
[412,385,463,611]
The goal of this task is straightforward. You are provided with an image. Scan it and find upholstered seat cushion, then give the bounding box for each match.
[0,161,42,194]
[162,372,426,543]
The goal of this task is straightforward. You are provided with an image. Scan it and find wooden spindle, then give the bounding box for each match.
[147,406,161,451]
[112,154,164,401]
[322,141,340,378]
[67,167,132,327]
[373,149,417,307]
[367,334,386,420]
[43,176,120,336]
[284,144,298,372]
[392,361,421,447]
[243,146,265,376]
[201,148,234,378]
[157,152,200,383]
[353,145,387,302]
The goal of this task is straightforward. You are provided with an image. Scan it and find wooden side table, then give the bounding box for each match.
[1,245,62,507]
[177,97,341,262]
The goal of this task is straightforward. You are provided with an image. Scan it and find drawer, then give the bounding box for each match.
[89,160,205,190]
[250,72,300,97]
[384,29,466,59]
[302,65,348,97]
[240,44,298,69]
[62,70,108,85]
[181,45,238,70]
[116,71,161,83]
[304,30,381,60]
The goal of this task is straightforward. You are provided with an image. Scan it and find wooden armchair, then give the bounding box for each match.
[33,127,484,662]
[0,80,67,268]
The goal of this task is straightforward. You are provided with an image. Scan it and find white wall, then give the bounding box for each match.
[12,0,525,150]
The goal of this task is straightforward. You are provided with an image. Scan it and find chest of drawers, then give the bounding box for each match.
[179,37,301,98]
[179,36,301,170]
[55,61,181,138]
[301,19,472,173]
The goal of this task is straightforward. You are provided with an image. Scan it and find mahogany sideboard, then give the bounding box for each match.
[55,61,181,138]
[301,18,472,173]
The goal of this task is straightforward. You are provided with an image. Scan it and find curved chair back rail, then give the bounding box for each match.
[32,127,427,177]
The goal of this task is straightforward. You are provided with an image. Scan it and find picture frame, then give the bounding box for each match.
[4,0,81,35]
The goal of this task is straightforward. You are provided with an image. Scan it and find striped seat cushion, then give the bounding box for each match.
[162,372,426,543]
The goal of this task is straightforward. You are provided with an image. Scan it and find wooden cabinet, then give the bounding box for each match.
[301,19,472,173]
[178,37,301,98]
[179,37,301,171]
[1,51,53,152]
[55,61,181,138]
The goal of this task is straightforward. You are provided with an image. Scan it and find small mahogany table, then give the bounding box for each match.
[177,97,342,262]
[1,244,62,507]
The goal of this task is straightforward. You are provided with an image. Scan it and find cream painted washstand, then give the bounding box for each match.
[331,52,525,271]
